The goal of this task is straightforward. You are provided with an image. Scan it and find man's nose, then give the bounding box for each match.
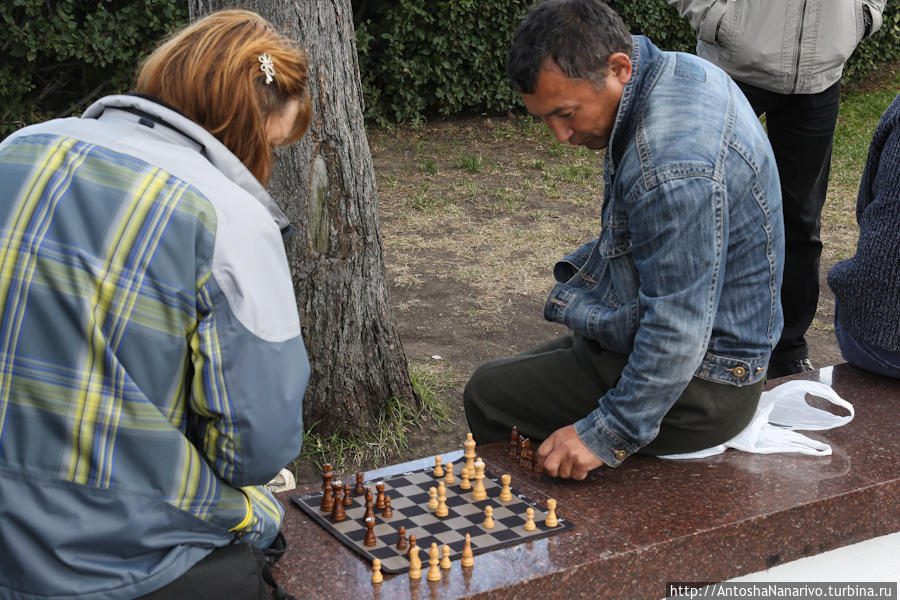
[545,118,572,143]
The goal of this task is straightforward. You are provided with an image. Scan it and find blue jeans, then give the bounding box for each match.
[834,312,900,379]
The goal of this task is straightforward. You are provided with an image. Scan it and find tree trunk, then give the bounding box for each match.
[189,0,418,434]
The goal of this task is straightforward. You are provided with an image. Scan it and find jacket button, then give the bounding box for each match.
[731,366,746,378]
[614,449,626,460]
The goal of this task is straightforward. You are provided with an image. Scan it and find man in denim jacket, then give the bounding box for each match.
[463,0,784,479]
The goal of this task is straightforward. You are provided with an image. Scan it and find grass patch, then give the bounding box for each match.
[452,152,485,173]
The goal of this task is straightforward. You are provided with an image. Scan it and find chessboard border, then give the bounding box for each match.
[290,466,574,574]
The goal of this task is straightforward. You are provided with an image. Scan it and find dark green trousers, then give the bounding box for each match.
[463,334,763,456]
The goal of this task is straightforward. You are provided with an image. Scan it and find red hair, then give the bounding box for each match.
[135,10,312,184]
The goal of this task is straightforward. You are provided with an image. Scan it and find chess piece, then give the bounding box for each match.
[545,498,558,527]
[371,558,383,584]
[440,545,451,570]
[532,452,544,474]
[330,482,346,521]
[321,463,333,490]
[409,544,422,579]
[382,495,393,518]
[364,495,376,521]
[444,461,455,485]
[355,472,365,495]
[407,535,418,557]
[461,533,474,568]
[437,481,446,499]
[427,542,441,582]
[436,491,449,518]
[524,507,536,531]
[471,459,487,501]
[375,482,386,509]
[459,466,471,490]
[319,476,334,512]
[364,516,377,546]
[433,455,445,478]
[519,438,532,470]
[510,426,520,459]
[427,487,438,510]
[483,505,494,529]
[365,487,374,505]
[342,483,353,507]
[464,433,476,480]
[396,526,408,551]
[499,474,512,502]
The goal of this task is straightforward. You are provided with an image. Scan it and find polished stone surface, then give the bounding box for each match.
[272,364,900,599]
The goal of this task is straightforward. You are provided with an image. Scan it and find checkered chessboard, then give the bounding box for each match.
[291,465,574,573]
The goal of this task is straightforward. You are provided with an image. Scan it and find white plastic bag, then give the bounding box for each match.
[659,380,853,459]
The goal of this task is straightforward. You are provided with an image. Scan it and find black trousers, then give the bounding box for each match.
[737,81,842,365]
[137,543,270,600]
[463,334,762,456]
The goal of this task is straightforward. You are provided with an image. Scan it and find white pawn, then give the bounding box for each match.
[483,505,495,529]
[524,507,536,531]
[428,486,438,510]
[444,461,456,485]
[371,558,383,584]
[433,455,445,478]
[460,467,471,490]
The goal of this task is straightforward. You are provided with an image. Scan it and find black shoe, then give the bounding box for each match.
[767,358,814,379]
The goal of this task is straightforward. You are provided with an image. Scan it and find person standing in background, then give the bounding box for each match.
[667,0,886,377]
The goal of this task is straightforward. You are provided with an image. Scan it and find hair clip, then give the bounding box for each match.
[258,53,276,84]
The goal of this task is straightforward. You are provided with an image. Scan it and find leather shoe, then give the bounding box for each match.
[767,357,814,379]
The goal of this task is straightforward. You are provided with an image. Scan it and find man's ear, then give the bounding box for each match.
[607,52,633,84]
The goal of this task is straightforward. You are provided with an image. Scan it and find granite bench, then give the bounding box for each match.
[272,363,900,599]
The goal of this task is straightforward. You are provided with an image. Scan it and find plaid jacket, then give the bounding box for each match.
[0,95,309,599]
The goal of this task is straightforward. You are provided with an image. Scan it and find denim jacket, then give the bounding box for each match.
[544,36,784,466]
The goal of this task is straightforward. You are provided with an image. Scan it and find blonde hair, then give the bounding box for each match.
[136,9,312,184]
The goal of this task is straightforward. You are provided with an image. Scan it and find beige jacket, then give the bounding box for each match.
[668,0,886,94]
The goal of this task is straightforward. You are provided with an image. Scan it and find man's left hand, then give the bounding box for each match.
[536,425,605,480]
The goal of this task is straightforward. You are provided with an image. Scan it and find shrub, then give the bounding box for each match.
[0,0,187,136]
[355,0,900,124]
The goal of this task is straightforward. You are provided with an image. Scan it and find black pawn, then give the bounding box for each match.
[342,483,353,507]
[319,480,334,512]
[396,526,408,551]
[354,472,365,495]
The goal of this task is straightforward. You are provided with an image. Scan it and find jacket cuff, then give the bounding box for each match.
[573,410,637,468]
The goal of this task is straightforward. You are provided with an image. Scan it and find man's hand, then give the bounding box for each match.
[536,425,605,480]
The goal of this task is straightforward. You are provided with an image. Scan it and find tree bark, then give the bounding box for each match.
[189,0,417,434]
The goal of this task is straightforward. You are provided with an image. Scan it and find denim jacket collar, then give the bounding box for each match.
[607,36,663,178]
